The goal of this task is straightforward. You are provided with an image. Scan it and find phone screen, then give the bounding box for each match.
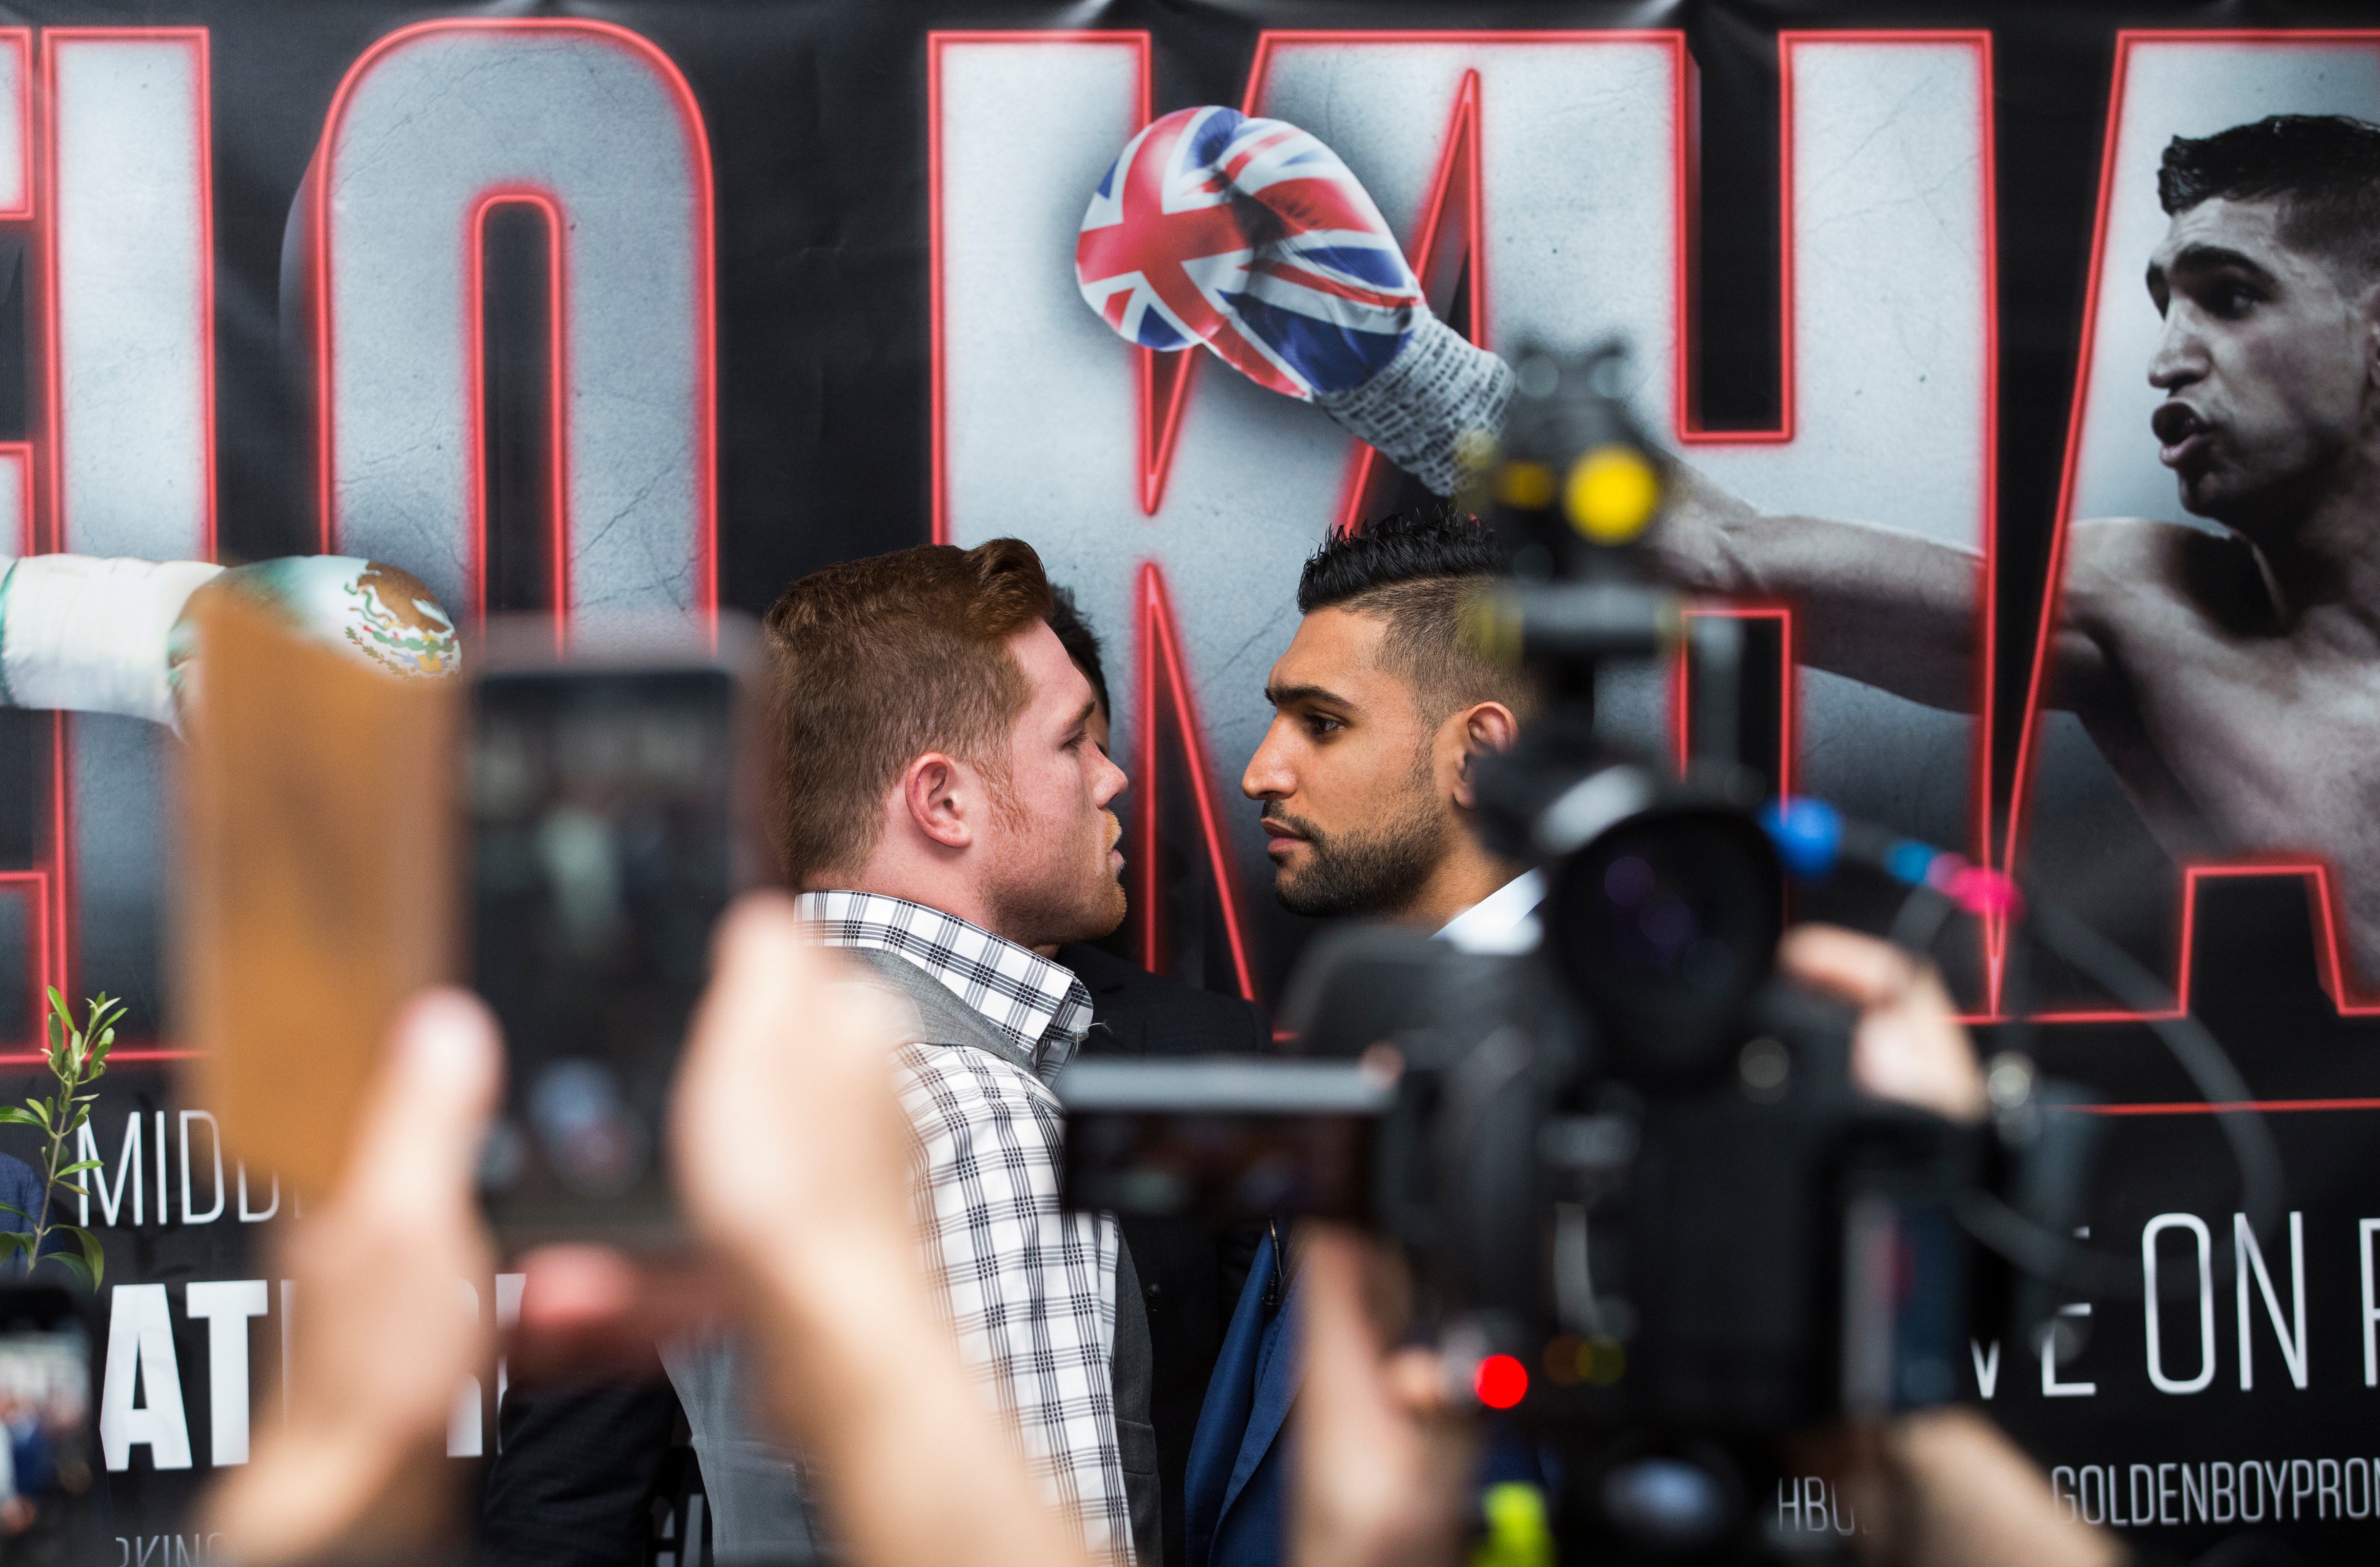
[470,664,740,1244]
[0,1287,95,1553]
[1059,1058,1394,1224]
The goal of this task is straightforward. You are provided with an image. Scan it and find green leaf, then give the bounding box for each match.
[0,1203,32,1224]
[45,1250,92,1292]
[51,1160,100,1178]
[67,1227,102,1289]
[0,1107,40,1127]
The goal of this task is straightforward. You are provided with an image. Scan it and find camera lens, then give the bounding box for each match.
[1546,806,1783,1081]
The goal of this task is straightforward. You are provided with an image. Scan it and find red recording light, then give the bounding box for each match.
[1474,1353,1528,1410]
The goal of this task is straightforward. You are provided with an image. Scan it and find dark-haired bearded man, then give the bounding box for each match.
[1241,507,1541,954]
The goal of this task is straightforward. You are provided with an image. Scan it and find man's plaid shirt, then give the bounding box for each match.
[795,891,1131,1564]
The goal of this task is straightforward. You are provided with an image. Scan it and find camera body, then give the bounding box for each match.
[1063,894,1975,1432]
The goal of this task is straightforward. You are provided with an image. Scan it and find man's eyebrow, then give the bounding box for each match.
[2160,243,2280,284]
[1065,697,1098,732]
[1264,681,1352,710]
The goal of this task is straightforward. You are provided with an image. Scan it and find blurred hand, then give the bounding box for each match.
[1797,1408,2123,1567]
[1778,924,1987,1124]
[199,989,502,1567]
[670,896,916,1280]
[1294,1227,1477,1567]
[509,893,921,1403]
[1779,929,2118,1565]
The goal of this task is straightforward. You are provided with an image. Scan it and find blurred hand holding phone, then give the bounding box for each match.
[177,597,760,1243]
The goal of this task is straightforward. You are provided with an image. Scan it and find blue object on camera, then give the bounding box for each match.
[1761,798,1842,881]
[1884,840,1940,887]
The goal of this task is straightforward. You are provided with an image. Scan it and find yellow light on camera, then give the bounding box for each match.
[1565,446,1659,543]
[1497,461,1557,511]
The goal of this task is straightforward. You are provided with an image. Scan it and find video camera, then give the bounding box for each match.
[1058,344,2123,1561]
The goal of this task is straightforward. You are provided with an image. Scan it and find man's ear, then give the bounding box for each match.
[900,753,974,851]
[1447,701,1522,810]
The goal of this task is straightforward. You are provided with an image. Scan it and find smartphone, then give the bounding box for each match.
[1057,1057,1397,1224]
[469,624,760,1248]
[0,1287,96,1554]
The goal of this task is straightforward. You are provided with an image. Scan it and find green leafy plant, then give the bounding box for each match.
[0,988,118,1288]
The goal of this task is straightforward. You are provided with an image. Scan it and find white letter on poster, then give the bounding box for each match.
[236,1164,279,1223]
[2234,1211,2307,1391]
[2361,1219,2380,1387]
[185,1279,267,1465]
[300,19,715,626]
[47,30,216,1013]
[2144,1213,2216,1394]
[449,1278,484,1457]
[99,1283,191,1471]
[179,1111,225,1224]
[2041,1320,2096,1398]
[495,1271,526,1424]
[77,1113,140,1228]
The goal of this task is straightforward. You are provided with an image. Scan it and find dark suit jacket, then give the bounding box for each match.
[1183,1228,1294,1567]
[478,1375,682,1567]
[1058,942,1273,1567]
[478,945,1269,1567]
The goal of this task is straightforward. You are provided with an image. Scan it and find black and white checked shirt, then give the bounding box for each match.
[795,891,1131,1564]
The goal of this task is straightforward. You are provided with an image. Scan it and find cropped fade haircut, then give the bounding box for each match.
[761,538,1053,886]
[1295,506,1537,729]
[1045,584,1111,719]
[2159,115,2380,285]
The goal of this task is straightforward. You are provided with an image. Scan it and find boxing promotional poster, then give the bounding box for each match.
[1,0,2378,1554]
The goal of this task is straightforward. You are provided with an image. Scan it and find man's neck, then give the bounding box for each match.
[1390,845,1525,932]
[2246,441,2380,659]
[806,870,1015,947]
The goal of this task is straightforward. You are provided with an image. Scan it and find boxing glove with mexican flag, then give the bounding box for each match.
[0,553,457,731]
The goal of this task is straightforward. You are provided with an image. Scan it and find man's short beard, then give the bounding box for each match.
[1269,791,1447,919]
[984,808,1128,949]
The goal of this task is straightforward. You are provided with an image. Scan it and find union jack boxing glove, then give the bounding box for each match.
[0,553,457,730]
[1077,105,1512,496]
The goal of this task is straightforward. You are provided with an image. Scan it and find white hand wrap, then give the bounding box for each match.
[1312,314,1515,496]
[0,554,224,725]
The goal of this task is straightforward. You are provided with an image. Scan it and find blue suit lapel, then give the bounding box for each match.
[1219,1280,1299,1520]
[1185,1232,1278,1567]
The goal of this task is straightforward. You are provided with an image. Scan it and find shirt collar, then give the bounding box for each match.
[794,890,1093,1075]
[1435,869,1546,954]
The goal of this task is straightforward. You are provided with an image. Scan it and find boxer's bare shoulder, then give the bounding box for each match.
[2053,517,2275,702]
[2061,516,2266,640]
[2056,515,2380,897]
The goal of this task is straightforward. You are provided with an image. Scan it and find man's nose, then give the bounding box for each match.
[1093,749,1128,809]
[2148,308,2208,391]
[1242,720,1292,800]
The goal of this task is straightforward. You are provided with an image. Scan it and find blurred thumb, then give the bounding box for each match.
[344,988,502,1207]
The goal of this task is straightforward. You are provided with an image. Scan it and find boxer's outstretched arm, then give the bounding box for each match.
[1653,461,1986,713]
